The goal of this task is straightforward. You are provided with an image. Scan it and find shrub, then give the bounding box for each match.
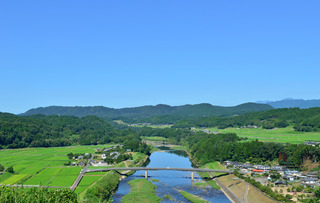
[285,194,292,200]
[287,188,290,192]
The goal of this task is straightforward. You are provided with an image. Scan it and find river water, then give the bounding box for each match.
[112,147,231,202]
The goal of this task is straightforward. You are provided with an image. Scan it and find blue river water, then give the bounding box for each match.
[112,148,231,202]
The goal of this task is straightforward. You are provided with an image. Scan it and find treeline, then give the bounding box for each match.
[174,107,320,132]
[0,113,145,149]
[0,187,77,203]
[186,133,320,168]
[84,172,121,202]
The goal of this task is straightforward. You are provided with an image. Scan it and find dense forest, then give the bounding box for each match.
[186,133,320,168]
[21,103,273,119]
[0,113,148,152]
[173,107,320,132]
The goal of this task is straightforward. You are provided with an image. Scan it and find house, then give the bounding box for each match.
[77,155,84,160]
[302,178,318,185]
[224,161,233,166]
[233,162,244,168]
[252,169,264,173]
[94,148,101,152]
[274,180,286,186]
[243,163,253,169]
[304,141,320,147]
[78,161,85,167]
[286,170,300,176]
[283,175,295,182]
[254,165,270,170]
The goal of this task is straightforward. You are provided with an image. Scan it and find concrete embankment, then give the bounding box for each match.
[216,174,278,203]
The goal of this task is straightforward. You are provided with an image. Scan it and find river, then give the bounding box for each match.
[112,147,231,202]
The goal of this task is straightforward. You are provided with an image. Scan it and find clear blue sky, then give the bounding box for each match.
[1,0,320,114]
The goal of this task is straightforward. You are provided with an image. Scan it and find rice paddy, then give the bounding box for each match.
[0,144,111,187]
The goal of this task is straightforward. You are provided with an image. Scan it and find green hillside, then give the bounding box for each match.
[21,102,273,119]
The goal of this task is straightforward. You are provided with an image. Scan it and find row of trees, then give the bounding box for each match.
[173,107,320,131]
[0,187,77,203]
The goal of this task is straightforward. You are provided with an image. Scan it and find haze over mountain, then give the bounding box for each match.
[21,103,273,119]
[257,98,320,109]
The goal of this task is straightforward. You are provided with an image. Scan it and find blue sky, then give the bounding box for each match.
[1,0,320,114]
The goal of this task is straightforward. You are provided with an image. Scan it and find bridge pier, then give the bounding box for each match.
[191,172,194,182]
[145,170,148,179]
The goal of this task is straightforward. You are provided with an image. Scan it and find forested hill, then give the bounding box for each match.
[21,103,273,118]
[257,98,320,109]
[0,112,142,149]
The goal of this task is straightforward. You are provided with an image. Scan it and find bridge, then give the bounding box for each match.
[85,167,242,181]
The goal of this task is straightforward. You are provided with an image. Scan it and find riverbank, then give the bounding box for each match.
[216,174,277,203]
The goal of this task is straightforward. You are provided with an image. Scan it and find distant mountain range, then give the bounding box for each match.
[257,98,320,109]
[20,103,273,118]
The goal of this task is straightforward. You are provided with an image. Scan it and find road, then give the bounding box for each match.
[70,153,94,191]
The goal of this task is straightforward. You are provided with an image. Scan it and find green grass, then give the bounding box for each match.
[179,190,208,203]
[170,145,187,151]
[24,175,53,186]
[198,161,223,189]
[37,168,62,176]
[141,136,168,141]
[49,176,76,187]
[122,179,161,203]
[133,152,147,164]
[206,127,320,144]
[0,174,29,185]
[194,182,209,187]
[79,176,101,186]
[58,167,81,176]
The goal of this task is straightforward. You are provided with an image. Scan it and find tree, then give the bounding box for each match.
[314,187,320,198]
[67,152,74,159]
[7,166,14,173]
[283,152,287,162]
[278,152,282,163]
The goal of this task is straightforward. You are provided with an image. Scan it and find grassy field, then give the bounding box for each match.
[1,174,29,185]
[198,161,225,189]
[0,144,111,187]
[206,127,320,144]
[179,190,208,203]
[121,179,161,203]
[141,136,168,141]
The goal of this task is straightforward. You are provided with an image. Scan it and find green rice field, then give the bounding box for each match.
[0,144,111,186]
[206,127,320,144]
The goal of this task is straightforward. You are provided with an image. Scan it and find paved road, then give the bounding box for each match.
[70,153,94,191]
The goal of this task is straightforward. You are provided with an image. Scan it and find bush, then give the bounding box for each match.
[285,194,292,200]
[7,166,14,173]
[279,189,283,193]
[287,188,290,192]
[296,185,304,192]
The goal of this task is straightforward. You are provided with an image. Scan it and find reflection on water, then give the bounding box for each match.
[112,148,230,203]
